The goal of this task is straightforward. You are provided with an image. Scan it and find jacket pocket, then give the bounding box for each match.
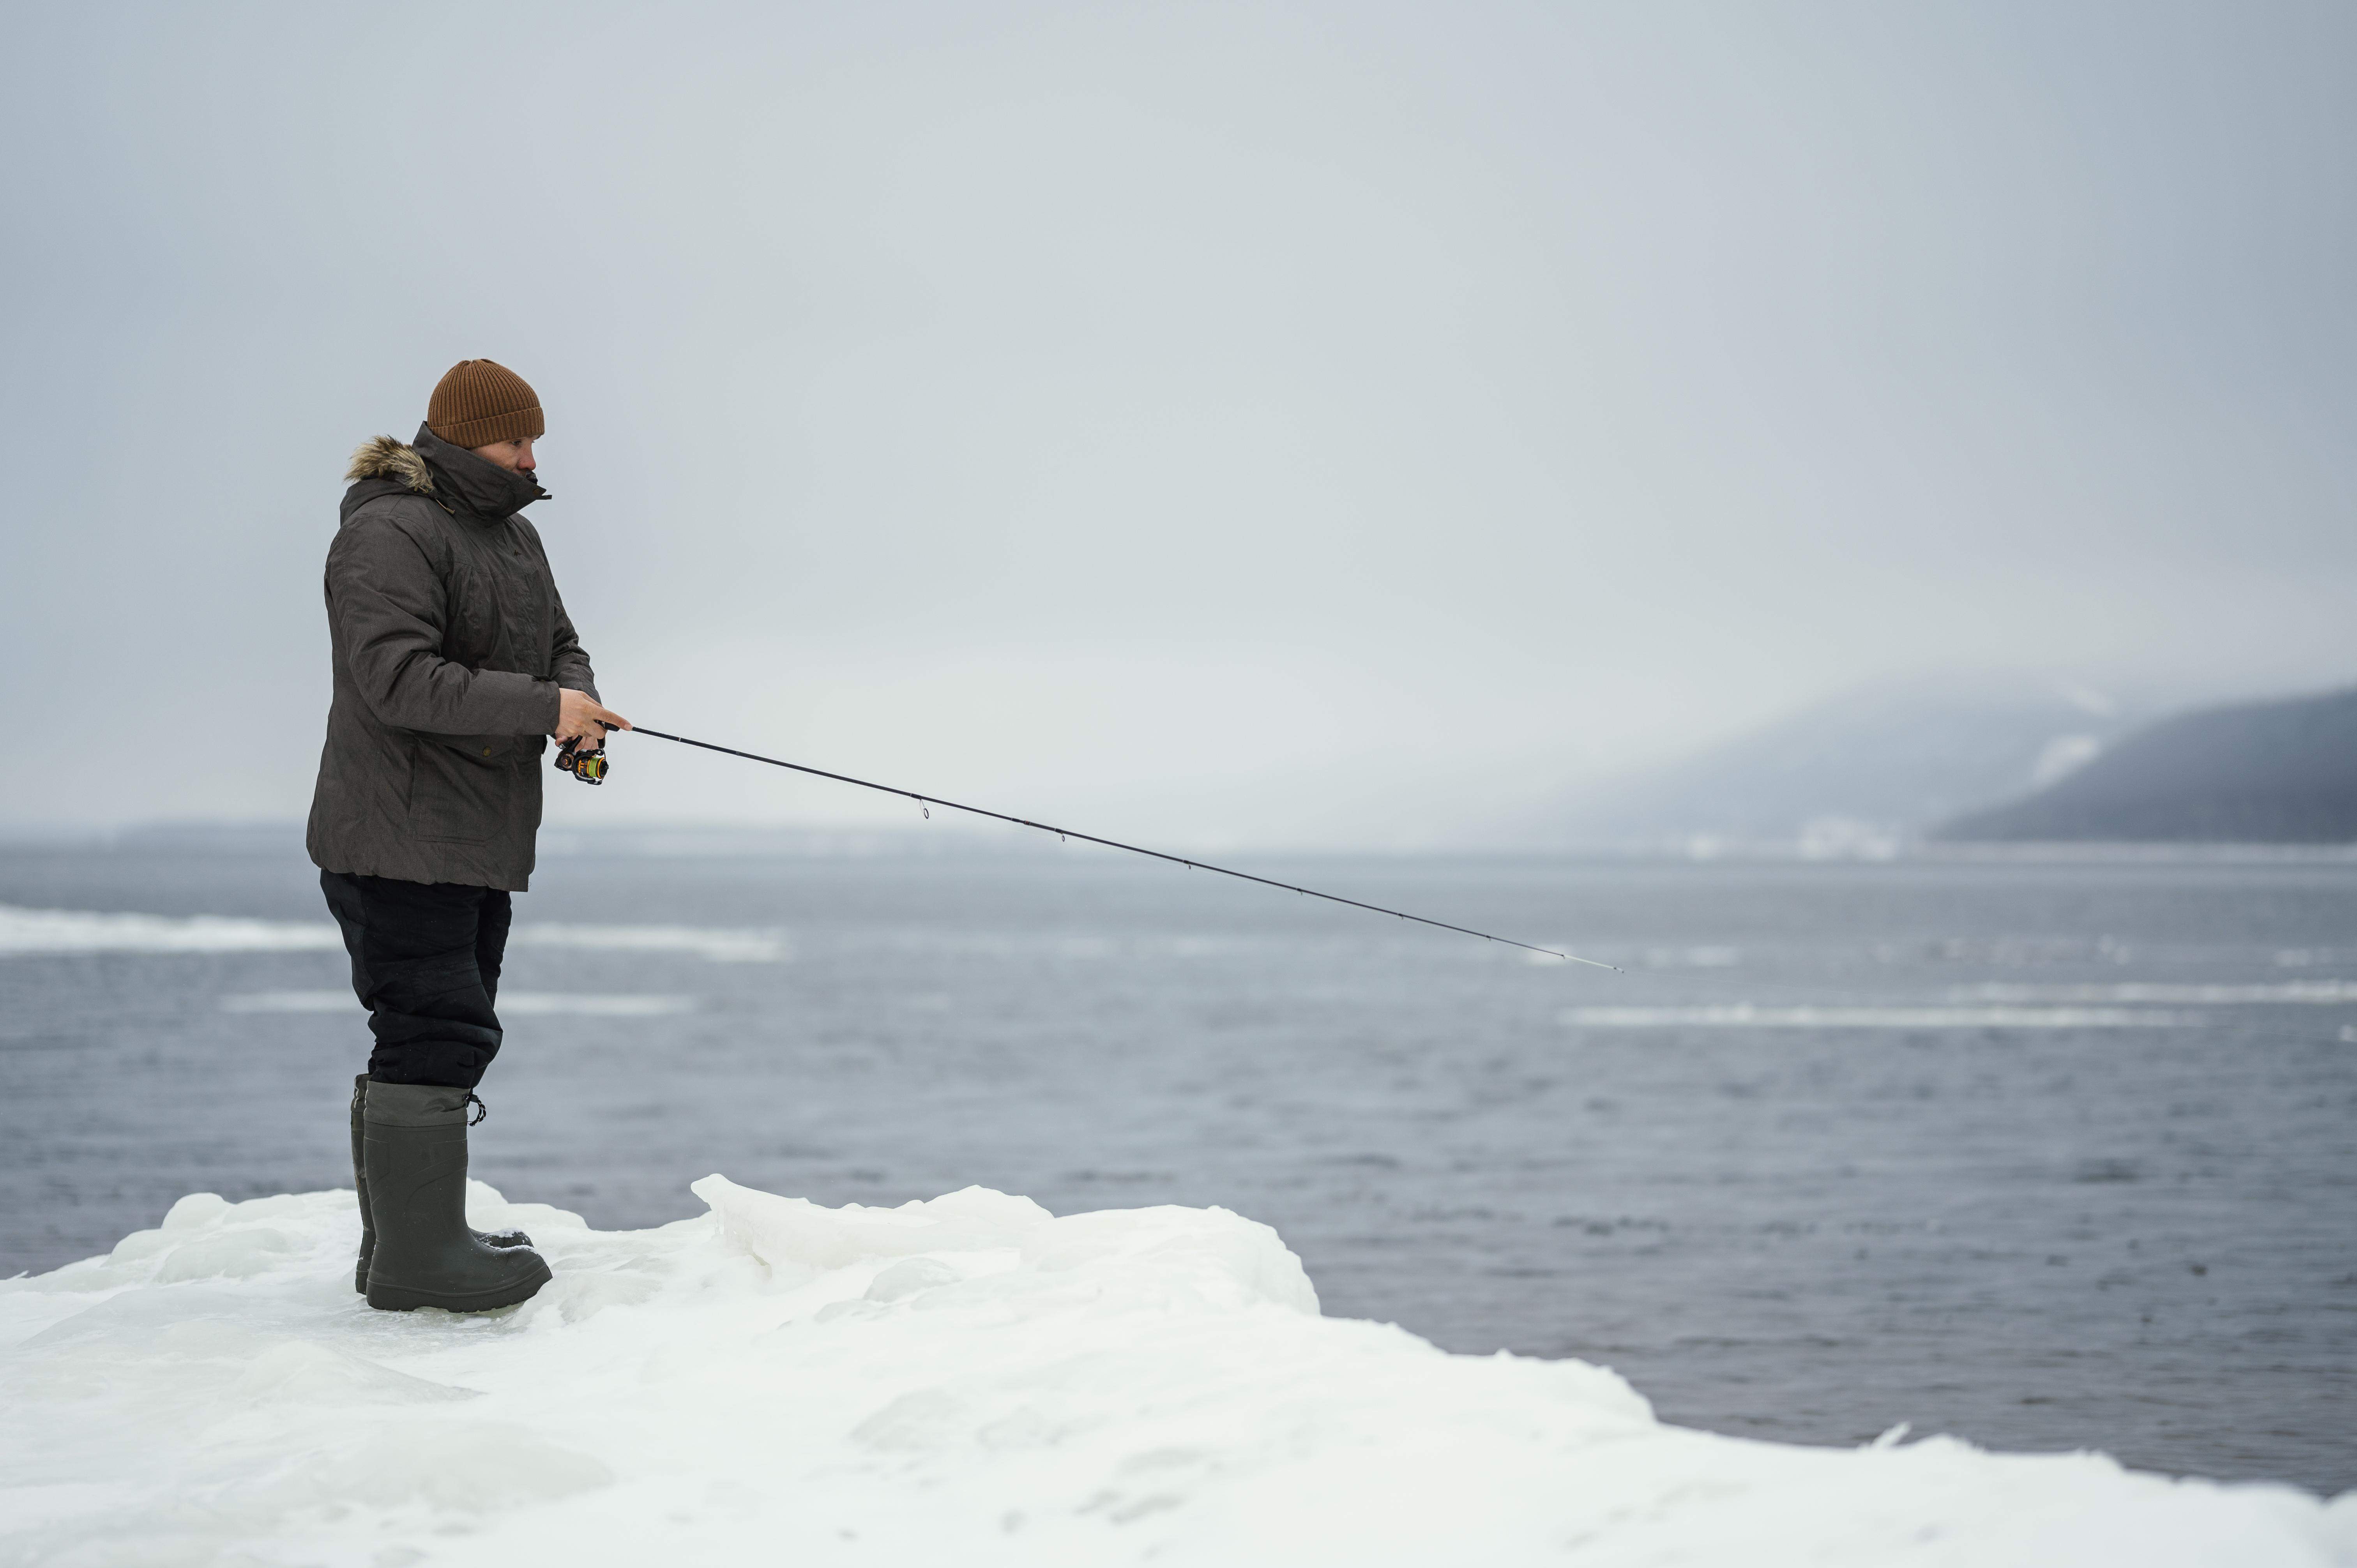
[442,731,527,765]
[405,736,504,844]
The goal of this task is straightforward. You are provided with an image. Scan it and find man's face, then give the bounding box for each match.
[470,436,536,473]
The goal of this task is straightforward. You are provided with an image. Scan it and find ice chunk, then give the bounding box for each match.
[866,1257,965,1302]
[235,1340,484,1406]
[692,1172,1053,1278]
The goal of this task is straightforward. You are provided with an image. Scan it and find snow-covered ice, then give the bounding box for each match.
[4,1179,2350,1566]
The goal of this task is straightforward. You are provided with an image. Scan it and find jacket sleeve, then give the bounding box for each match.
[548,586,599,703]
[325,513,560,736]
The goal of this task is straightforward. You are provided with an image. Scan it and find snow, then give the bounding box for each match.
[4,1180,2350,1566]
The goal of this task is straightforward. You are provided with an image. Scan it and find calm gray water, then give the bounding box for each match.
[2,838,2351,1495]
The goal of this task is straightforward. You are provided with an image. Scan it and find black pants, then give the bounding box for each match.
[321,870,513,1089]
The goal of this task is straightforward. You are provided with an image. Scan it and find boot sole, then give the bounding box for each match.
[366,1257,552,1313]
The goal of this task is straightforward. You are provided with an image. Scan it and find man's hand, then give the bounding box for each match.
[554,687,630,749]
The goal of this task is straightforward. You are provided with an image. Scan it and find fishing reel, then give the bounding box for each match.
[554,736,608,785]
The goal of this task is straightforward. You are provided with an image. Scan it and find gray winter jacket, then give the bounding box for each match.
[305,424,599,891]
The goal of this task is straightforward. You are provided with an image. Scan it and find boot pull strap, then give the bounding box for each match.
[464,1092,488,1126]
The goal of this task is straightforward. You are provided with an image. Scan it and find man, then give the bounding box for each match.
[308,358,629,1313]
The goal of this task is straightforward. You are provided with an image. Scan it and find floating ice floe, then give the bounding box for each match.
[3,1181,2350,1566]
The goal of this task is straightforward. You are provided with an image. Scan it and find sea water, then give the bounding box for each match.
[1,837,2350,1494]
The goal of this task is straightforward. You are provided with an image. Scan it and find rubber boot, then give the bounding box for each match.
[362,1082,551,1312]
[350,1076,530,1294]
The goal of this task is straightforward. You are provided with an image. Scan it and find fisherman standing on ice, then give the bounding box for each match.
[306,359,629,1313]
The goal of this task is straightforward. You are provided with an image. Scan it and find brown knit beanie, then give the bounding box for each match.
[426,359,545,448]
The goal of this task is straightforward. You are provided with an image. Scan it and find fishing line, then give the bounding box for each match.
[606,726,1620,970]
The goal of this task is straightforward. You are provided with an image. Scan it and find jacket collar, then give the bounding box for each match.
[410,423,550,521]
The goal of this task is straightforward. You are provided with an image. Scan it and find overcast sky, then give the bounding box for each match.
[2,2,2350,846]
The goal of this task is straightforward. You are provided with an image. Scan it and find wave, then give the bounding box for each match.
[0,906,341,954]
[221,991,694,1017]
[509,923,787,962]
[1954,981,2357,1005]
[1559,1005,2197,1029]
[0,905,786,963]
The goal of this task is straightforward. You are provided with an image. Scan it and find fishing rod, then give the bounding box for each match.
[557,727,1619,970]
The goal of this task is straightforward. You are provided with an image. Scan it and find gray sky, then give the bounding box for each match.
[3,1,2350,846]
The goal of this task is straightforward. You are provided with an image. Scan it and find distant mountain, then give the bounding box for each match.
[1936,686,2357,843]
[1540,675,2147,853]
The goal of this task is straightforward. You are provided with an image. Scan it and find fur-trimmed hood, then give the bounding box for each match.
[345,434,435,493]
[342,423,548,523]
